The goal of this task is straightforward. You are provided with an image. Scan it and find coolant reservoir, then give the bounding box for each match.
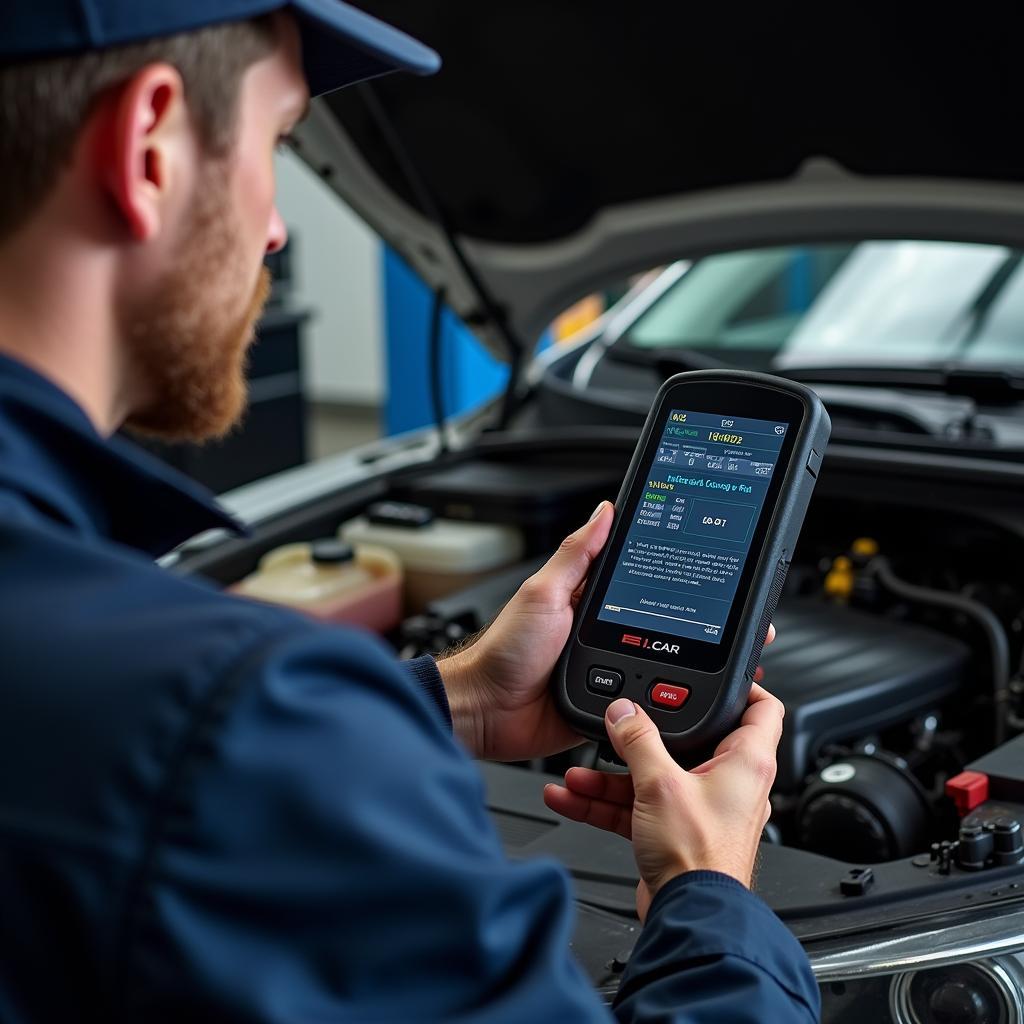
[234,539,403,633]
[339,501,524,610]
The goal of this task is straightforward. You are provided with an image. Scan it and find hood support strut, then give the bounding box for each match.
[357,83,527,429]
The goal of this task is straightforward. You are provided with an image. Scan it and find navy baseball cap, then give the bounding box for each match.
[0,0,440,97]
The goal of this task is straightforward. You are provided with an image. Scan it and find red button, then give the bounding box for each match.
[945,770,989,816]
[649,682,690,710]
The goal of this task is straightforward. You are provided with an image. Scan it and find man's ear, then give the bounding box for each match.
[95,63,190,242]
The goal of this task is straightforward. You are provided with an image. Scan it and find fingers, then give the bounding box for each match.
[711,683,785,776]
[563,765,634,805]
[543,766,634,839]
[543,782,633,839]
[753,624,775,682]
[604,699,679,786]
[522,501,613,606]
[743,683,785,744]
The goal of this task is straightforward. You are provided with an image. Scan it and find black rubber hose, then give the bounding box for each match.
[868,556,1010,746]
[429,286,448,455]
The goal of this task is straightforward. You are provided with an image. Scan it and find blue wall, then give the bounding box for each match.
[382,248,510,436]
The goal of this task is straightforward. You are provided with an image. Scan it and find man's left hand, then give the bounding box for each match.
[437,501,614,761]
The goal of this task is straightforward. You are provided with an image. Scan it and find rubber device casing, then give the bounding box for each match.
[553,369,831,763]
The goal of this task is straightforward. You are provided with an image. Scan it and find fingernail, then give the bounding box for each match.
[607,698,636,726]
[589,501,606,523]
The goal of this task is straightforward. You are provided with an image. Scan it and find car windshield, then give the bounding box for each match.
[623,241,1024,370]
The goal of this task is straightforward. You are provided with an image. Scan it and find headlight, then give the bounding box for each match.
[820,958,1024,1024]
[810,906,1024,1023]
[890,959,1024,1024]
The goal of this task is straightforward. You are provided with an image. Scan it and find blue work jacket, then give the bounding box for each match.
[0,353,820,1022]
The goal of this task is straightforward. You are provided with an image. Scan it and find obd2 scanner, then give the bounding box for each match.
[554,370,831,763]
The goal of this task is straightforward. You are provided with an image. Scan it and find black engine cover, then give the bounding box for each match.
[761,600,968,792]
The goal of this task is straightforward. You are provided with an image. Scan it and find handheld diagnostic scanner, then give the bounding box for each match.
[554,370,831,762]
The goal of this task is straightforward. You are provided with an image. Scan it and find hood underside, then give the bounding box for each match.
[292,2,1024,357]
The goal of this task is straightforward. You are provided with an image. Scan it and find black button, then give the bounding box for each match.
[587,667,624,697]
[806,448,822,478]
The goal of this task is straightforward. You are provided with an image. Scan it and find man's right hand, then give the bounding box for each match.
[542,682,784,922]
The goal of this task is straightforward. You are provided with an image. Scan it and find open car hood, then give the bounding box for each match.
[292,3,1024,361]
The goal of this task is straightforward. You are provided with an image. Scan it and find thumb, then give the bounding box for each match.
[531,501,613,604]
[605,699,679,785]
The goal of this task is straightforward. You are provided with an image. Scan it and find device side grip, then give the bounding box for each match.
[745,558,790,679]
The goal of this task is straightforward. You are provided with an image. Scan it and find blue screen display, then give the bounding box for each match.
[597,409,787,645]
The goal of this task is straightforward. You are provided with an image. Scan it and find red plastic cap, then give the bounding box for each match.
[649,683,690,710]
[945,771,989,816]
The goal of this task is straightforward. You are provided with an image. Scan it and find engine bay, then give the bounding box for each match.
[402,507,1024,875]
[181,432,1024,925]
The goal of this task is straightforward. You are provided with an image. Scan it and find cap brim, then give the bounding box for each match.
[290,0,440,97]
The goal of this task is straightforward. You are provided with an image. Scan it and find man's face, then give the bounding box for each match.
[124,16,308,442]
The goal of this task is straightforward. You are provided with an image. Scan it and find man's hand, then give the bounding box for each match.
[542,681,783,922]
[437,501,614,761]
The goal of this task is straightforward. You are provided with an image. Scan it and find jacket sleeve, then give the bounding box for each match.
[613,872,821,1024]
[401,653,453,731]
[117,622,610,1023]
[117,619,819,1023]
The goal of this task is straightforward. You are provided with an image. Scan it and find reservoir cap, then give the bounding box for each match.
[311,539,356,566]
[367,501,435,530]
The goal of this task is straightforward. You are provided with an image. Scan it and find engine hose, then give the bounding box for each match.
[867,556,1010,747]
[1009,643,1024,733]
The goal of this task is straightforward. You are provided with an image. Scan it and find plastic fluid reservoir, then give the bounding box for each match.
[233,539,403,633]
[339,501,525,610]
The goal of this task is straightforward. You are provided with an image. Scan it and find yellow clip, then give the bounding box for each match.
[851,537,880,558]
[824,556,855,600]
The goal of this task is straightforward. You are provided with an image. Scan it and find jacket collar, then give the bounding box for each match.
[0,353,245,557]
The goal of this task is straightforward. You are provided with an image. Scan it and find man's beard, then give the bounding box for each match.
[122,164,272,443]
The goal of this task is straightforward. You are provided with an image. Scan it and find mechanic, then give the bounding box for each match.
[0,3,819,1021]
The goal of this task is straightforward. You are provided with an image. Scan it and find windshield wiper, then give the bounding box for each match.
[950,252,1024,360]
[782,364,1024,406]
[607,340,737,376]
[944,367,1024,404]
